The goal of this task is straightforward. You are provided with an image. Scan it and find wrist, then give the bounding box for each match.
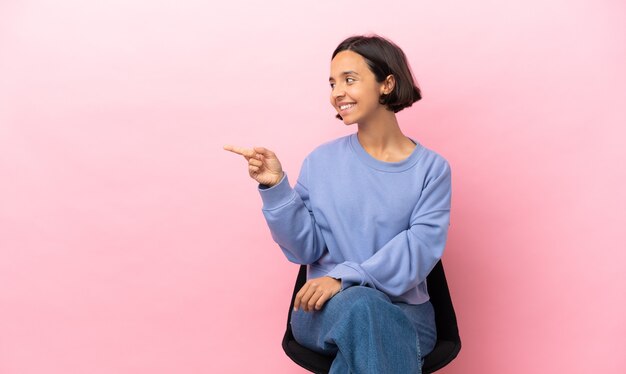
[270,172,284,187]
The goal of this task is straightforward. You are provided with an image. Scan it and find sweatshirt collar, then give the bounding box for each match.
[349,132,424,172]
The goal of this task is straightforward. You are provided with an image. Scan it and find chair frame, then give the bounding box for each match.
[281,259,461,373]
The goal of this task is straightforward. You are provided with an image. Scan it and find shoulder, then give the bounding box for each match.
[416,143,451,178]
[407,133,448,167]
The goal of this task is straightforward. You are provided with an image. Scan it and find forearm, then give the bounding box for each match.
[326,218,448,296]
[259,172,326,264]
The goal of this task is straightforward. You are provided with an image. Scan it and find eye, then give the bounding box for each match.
[330,77,356,88]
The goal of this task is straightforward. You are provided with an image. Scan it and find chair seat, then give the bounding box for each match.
[284,340,333,373]
[283,335,461,374]
[422,340,461,373]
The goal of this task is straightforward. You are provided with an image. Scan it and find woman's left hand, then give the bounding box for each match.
[294,276,342,312]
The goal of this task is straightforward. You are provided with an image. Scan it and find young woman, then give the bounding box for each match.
[224,34,452,373]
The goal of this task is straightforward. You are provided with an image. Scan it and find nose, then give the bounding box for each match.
[332,86,345,101]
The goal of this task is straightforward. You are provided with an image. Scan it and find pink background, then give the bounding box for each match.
[1,1,625,373]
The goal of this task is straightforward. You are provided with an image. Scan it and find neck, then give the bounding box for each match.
[356,107,408,153]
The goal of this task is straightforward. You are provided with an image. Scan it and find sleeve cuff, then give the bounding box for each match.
[258,172,296,210]
[326,262,367,290]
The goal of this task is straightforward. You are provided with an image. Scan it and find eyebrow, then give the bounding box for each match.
[329,71,359,81]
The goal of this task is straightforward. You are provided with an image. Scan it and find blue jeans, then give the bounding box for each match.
[290,285,437,373]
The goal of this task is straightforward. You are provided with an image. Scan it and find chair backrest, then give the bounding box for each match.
[422,260,462,372]
[282,260,461,373]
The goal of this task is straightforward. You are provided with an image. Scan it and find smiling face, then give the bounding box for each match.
[329,50,394,125]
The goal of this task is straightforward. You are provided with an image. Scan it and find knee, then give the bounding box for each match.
[332,286,391,308]
[344,285,389,298]
[326,287,406,331]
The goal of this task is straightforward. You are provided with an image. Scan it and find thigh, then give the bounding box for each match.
[290,308,336,356]
[289,286,394,355]
[394,300,437,357]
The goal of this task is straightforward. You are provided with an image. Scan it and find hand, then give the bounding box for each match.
[223,144,284,187]
[294,276,342,312]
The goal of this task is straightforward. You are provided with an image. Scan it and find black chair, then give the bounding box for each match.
[281,260,461,373]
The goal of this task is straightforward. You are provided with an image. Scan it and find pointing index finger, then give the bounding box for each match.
[223,144,254,157]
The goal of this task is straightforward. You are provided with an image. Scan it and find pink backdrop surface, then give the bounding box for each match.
[1,1,625,373]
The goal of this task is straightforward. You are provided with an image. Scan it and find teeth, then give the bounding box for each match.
[340,104,355,110]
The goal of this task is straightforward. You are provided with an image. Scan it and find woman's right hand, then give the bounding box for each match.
[223,144,284,187]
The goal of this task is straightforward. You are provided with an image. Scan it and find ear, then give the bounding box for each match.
[380,74,395,95]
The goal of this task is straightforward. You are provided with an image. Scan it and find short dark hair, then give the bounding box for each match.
[331,34,422,120]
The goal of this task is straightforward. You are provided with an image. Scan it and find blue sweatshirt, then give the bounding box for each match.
[258,133,452,305]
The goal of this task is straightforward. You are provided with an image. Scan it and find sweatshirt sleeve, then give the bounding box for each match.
[325,160,452,296]
[258,157,327,265]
